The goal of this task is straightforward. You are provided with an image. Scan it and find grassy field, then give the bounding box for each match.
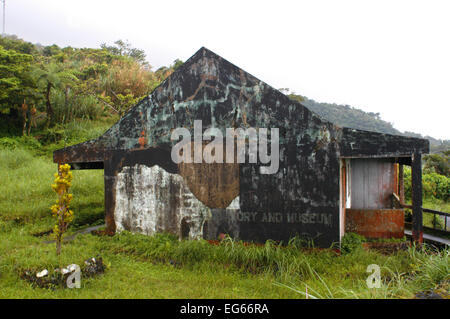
[0,119,448,299]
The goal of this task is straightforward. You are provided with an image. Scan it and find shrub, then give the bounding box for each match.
[341,232,366,254]
[404,167,449,201]
[0,137,19,150]
[50,164,74,255]
[0,136,41,151]
[52,90,105,123]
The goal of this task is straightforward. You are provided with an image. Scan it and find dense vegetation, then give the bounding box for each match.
[0,35,181,137]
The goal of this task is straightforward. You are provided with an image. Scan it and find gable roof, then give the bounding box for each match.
[54,47,428,166]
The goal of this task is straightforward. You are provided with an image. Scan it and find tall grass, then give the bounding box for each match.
[407,245,449,291]
[51,91,105,124]
[100,231,449,299]
[0,147,104,225]
[272,244,449,299]
[0,149,55,221]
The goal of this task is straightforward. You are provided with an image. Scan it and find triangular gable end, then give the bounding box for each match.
[54,47,428,166]
[54,47,330,164]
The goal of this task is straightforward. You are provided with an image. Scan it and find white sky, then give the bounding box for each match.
[4,0,450,139]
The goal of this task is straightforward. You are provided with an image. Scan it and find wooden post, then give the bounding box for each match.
[411,153,423,244]
[340,160,347,239]
[398,164,405,204]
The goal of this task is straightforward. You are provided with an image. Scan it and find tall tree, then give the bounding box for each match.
[423,152,450,177]
[32,62,78,125]
[0,45,34,113]
[100,40,148,66]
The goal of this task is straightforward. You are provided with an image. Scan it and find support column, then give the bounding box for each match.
[411,153,423,244]
[104,154,117,235]
[399,164,405,204]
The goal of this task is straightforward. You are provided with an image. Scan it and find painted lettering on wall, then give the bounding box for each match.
[235,211,333,227]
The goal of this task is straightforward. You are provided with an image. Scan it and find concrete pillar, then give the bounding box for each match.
[104,155,117,235]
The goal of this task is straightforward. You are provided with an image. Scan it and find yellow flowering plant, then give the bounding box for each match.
[51,163,74,255]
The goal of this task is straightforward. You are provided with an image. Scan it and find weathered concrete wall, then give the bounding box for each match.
[95,48,343,246]
[53,47,429,247]
[113,162,245,241]
[114,164,209,239]
[71,48,345,246]
[204,196,241,240]
[238,140,341,247]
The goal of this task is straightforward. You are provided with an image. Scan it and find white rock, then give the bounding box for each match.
[36,269,48,278]
[67,264,78,272]
[61,268,70,275]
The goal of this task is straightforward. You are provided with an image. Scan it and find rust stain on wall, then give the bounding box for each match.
[178,141,239,209]
[345,209,404,238]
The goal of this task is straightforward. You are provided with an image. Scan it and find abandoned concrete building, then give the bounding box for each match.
[54,47,429,247]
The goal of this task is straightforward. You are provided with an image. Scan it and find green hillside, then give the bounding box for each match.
[287,93,449,154]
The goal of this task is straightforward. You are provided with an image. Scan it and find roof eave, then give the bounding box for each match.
[340,127,429,158]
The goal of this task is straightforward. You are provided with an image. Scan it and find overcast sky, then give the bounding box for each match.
[3,0,449,139]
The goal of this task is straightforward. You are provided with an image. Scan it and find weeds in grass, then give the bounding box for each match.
[407,244,449,291]
[103,231,449,297]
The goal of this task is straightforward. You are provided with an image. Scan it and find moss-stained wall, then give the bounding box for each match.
[54,47,428,247]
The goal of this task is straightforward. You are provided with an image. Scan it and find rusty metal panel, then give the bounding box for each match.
[345,209,404,238]
[350,158,396,209]
[178,141,239,209]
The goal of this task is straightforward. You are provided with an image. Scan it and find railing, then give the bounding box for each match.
[401,203,449,233]
[392,193,449,233]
